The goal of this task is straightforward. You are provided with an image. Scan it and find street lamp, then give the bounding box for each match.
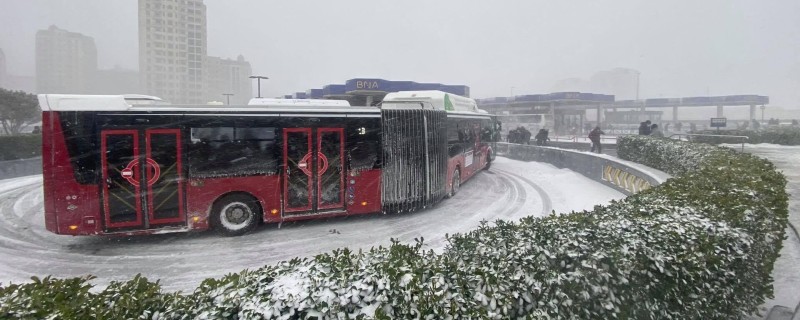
[249,75,269,98]
[222,93,234,105]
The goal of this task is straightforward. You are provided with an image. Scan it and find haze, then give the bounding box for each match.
[1,0,799,107]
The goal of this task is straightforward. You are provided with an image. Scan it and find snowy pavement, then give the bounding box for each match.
[734,144,800,314]
[0,157,624,292]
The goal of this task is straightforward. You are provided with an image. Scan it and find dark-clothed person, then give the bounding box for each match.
[534,129,550,146]
[638,120,652,135]
[650,124,663,137]
[519,127,531,145]
[589,126,605,153]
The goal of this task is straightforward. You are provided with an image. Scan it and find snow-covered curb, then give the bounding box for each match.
[495,142,669,195]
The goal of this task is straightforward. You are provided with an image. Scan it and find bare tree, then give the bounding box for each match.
[0,88,39,135]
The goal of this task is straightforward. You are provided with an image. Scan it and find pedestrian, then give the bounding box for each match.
[639,120,652,135]
[520,127,532,145]
[534,129,549,146]
[589,126,605,153]
[508,129,518,143]
[651,124,664,137]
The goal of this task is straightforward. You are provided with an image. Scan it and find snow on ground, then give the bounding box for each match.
[730,144,800,312]
[0,157,624,292]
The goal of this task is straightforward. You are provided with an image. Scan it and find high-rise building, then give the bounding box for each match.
[35,25,97,94]
[139,0,207,104]
[206,55,252,104]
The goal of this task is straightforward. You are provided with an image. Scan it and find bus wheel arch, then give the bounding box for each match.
[210,192,263,236]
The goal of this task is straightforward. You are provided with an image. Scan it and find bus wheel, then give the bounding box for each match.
[211,194,260,236]
[449,169,461,197]
[484,152,492,170]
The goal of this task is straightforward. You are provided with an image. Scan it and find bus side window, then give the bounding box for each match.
[349,141,378,171]
[188,127,277,178]
[447,118,462,157]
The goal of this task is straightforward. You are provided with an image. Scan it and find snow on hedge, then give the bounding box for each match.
[0,136,788,319]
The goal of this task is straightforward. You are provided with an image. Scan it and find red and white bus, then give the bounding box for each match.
[39,91,496,236]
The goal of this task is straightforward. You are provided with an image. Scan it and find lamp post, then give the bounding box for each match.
[222,93,234,105]
[760,105,766,123]
[249,75,269,98]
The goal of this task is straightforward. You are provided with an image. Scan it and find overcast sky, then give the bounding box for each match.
[1,0,799,107]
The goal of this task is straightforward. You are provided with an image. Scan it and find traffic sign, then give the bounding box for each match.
[710,117,727,128]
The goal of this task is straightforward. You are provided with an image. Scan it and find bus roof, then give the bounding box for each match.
[382,90,479,113]
[38,94,370,113]
[248,98,350,107]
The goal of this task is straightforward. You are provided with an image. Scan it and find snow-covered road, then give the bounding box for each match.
[0,157,624,292]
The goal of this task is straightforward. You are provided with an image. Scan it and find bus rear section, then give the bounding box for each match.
[40,108,198,235]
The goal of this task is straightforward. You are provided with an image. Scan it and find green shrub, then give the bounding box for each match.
[0,134,41,161]
[0,136,788,319]
[692,127,800,145]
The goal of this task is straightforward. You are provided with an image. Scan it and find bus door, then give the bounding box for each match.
[283,128,345,214]
[100,129,185,230]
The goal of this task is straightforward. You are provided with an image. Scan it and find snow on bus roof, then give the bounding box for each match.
[382,90,479,113]
[248,98,351,107]
[38,94,364,112]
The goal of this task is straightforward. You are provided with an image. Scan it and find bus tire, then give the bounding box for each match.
[449,168,461,198]
[211,194,261,236]
[484,151,492,170]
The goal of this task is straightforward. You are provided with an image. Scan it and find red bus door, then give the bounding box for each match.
[100,129,184,230]
[283,128,345,214]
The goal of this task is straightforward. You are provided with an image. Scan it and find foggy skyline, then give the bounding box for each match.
[1,0,799,107]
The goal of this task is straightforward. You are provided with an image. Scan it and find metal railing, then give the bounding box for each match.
[669,133,750,152]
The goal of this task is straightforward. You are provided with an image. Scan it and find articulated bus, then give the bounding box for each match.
[39,91,497,236]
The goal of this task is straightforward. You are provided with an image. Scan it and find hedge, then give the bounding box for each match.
[692,126,800,145]
[0,136,788,319]
[0,134,41,161]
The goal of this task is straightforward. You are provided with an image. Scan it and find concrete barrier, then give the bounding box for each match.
[495,143,661,196]
[0,157,42,180]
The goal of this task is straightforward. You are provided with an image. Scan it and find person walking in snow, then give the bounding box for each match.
[638,120,652,135]
[507,128,518,143]
[588,126,605,153]
[519,127,532,145]
[650,124,664,137]
[534,129,550,146]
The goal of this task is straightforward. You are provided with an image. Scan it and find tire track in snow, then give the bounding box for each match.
[494,168,553,216]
